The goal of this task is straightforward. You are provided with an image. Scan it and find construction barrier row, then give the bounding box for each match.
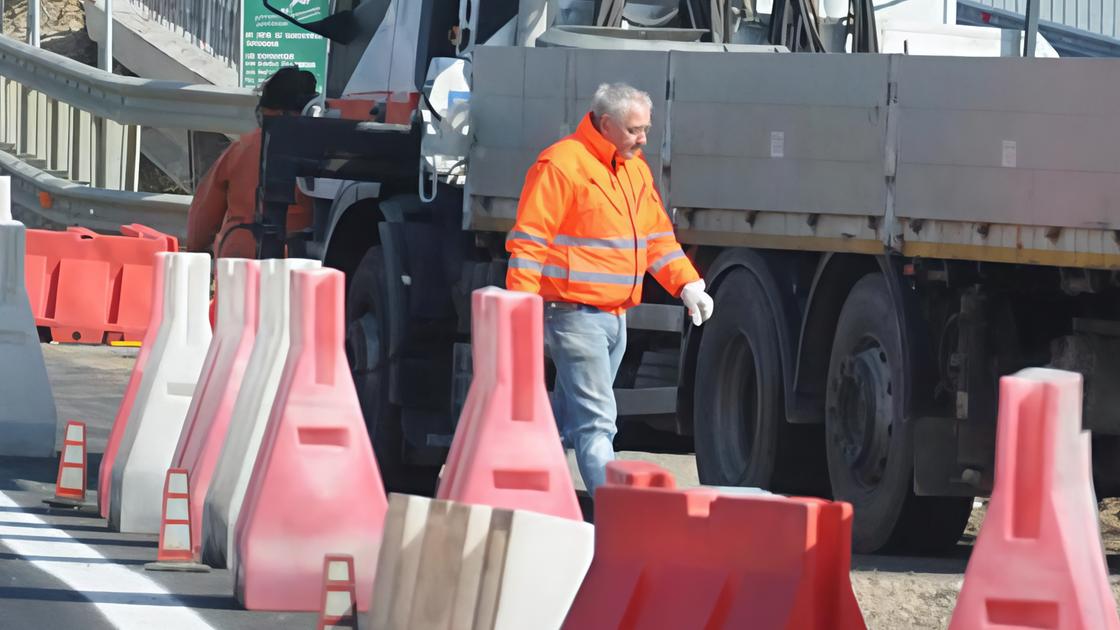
[9,223,1110,628]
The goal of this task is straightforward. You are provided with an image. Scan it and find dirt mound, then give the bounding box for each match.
[3,0,96,66]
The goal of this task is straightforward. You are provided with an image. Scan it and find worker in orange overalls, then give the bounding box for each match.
[186,66,317,259]
[506,82,715,495]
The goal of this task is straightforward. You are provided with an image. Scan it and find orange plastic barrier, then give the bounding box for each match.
[949,368,1120,630]
[235,268,387,612]
[24,224,178,343]
[563,485,865,630]
[98,252,167,519]
[437,287,581,522]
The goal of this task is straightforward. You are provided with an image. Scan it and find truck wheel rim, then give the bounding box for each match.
[831,339,893,489]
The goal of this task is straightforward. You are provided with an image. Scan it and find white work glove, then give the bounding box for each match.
[680,279,714,326]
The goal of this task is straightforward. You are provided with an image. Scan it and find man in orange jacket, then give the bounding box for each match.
[506,82,715,495]
[186,67,317,259]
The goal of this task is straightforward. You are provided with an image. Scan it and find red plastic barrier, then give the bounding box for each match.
[24,224,178,343]
[563,486,865,630]
[98,252,168,519]
[172,259,259,560]
[949,368,1120,630]
[605,460,676,489]
[235,268,387,612]
[437,287,581,521]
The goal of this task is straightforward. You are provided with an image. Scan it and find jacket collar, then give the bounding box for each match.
[574,113,641,171]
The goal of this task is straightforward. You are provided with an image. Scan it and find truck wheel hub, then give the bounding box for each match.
[832,343,893,488]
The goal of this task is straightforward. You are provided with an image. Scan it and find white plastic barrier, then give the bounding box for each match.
[173,258,260,561]
[0,177,12,221]
[174,259,260,469]
[368,494,594,630]
[491,509,594,629]
[0,219,56,457]
[109,252,211,533]
[201,257,320,568]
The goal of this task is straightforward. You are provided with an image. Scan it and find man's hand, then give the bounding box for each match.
[680,279,714,326]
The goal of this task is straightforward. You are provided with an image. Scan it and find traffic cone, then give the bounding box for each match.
[44,421,88,508]
[145,468,210,573]
[318,555,358,630]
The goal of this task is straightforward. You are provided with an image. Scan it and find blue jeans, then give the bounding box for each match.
[544,302,627,497]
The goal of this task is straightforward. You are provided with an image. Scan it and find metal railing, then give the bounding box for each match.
[128,0,242,66]
[965,0,1120,40]
[0,33,257,237]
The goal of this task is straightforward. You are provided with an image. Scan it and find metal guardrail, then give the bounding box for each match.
[0,36,257,133]
[128,0,241,66]
[958,0,1120,56]
[0,33,257,236]
[964,0,1120,41]
[0,150,191,238]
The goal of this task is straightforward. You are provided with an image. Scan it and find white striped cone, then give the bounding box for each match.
[317,555,358,630]
[156,468,193,563]
[144,467,210,572]
[53,421,86,502]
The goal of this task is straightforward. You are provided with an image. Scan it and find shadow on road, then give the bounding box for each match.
[0,586,242,610]
[0,533,157,548]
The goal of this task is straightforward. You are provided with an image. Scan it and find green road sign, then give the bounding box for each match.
[240,0,330,90]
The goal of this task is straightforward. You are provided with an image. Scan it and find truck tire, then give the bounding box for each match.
[346,246,434,494]
[693,268,827,495]
[826,273,971,553]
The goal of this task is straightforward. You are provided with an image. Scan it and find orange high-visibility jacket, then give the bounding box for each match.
[506,113,699,313]
[186,128,312,259]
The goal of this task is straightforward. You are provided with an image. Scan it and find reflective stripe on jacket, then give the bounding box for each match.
[505,112,699,313]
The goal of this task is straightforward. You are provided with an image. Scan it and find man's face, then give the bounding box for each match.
[601,102,651,160]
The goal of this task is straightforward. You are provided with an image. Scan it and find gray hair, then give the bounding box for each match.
[591,83,652,121]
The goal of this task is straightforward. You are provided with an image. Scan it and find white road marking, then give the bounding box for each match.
[0,491,219,630]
